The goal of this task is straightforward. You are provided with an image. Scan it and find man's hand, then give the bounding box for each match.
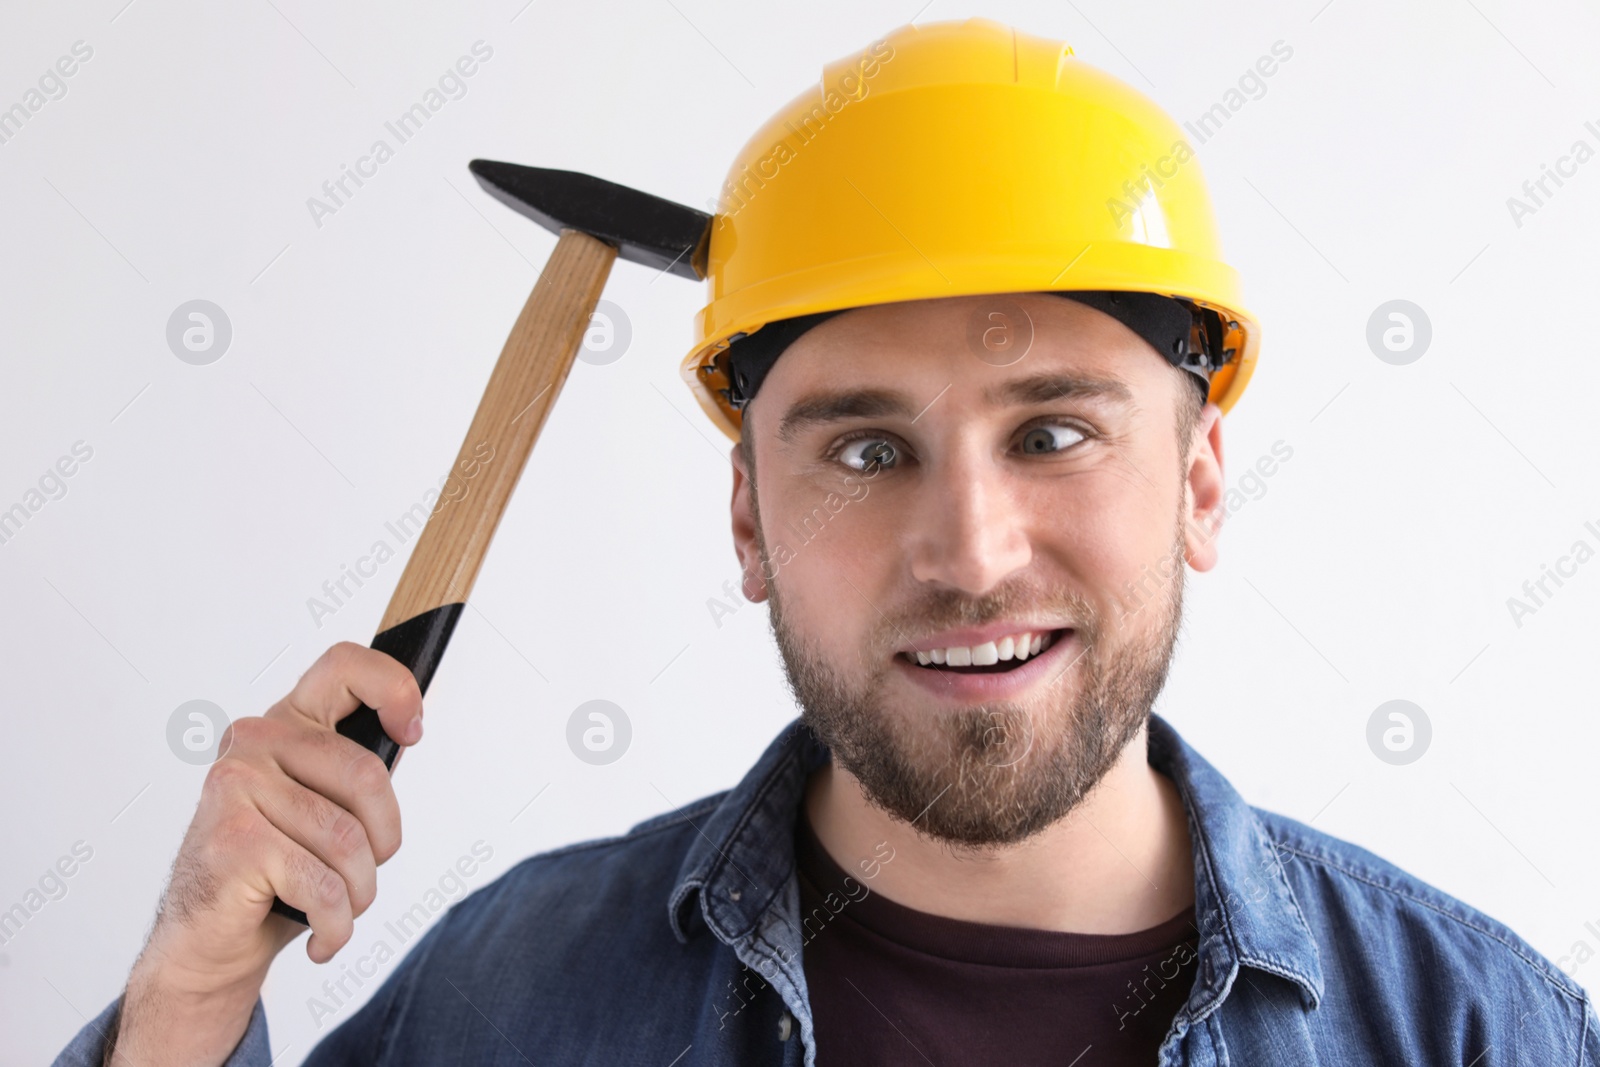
[111,642,424,1066]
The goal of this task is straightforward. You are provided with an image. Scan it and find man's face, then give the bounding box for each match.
[729,293,1224,848]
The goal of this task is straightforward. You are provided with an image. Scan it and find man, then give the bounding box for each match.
[57,17,1599,1067]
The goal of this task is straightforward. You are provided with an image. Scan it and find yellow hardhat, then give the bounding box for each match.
[679,17,1260,442]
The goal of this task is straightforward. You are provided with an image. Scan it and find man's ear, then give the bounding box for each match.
[729,441,770,603]
[1183,402,1225,572]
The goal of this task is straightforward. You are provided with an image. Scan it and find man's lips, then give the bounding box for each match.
[893,627,1080,699]
[898,622,1074,669]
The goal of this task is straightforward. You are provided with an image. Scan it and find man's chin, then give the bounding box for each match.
[805,700,1106,848]
[868,698,1050,773]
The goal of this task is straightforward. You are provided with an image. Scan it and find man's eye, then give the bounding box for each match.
[837,438,899,471]
[1019,424,1086,454]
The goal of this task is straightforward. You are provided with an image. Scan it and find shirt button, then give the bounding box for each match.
[778,1011,793,1041]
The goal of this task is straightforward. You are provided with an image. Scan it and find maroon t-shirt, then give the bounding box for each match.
[796,813,1199,1065]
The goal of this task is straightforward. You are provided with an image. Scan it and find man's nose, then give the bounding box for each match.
[906,449,1032,596]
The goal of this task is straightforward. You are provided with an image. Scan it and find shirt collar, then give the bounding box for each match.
[667,713,1323,1010]
[668,720,829,944]
[1147,714,1325,1013]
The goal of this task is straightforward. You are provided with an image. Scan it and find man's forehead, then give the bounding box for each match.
[760,295,1156,441]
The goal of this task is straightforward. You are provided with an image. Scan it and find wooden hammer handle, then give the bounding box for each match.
[272,230,617,925]
[386,229,618,628]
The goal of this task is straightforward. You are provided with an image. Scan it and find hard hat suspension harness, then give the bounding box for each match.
[715,291,1232,413]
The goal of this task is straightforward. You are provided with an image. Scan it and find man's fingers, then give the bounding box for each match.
[207,799,356,962]
[259,774,378,921]
[272,719,404,864]
[211,755,379,931]
[266,833,356,963]
[273,641,424,746]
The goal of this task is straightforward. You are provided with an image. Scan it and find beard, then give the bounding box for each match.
[758,497,1188,850]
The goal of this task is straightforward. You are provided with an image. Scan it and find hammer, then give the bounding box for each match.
[271,161,713,924]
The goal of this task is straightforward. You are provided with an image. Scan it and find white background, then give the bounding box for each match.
[4,0,1598,1063]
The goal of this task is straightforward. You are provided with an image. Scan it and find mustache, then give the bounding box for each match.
[870,579,1102,650]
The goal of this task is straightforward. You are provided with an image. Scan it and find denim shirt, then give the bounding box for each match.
[56,714,1600,1066]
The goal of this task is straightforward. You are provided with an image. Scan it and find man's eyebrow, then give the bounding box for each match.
[775,375,1134,441]
[776,388,917,442]
[983,373,1135,407]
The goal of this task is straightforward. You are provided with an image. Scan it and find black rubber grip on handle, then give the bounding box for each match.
[270,603,464,926]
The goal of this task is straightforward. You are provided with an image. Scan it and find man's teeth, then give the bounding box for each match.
[913,631,1051,667]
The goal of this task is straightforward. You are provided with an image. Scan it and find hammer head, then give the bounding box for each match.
[469,160,712,281]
